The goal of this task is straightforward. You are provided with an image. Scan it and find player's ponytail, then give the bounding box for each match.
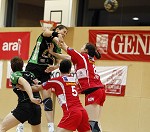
[95,49,101,59]
[85,43,101,59]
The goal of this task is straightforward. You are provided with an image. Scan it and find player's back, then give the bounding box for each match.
[67,47,103,91]
[44,75,84,113]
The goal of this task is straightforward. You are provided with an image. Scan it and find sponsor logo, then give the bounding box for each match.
[88,97,94,102]
[111,34,150,55]
[96,33,150,55]
[96,34,108,54]
[2,39,22,55]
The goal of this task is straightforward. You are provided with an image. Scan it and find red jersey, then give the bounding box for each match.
[67,48,104,92]
[42,75,84,113]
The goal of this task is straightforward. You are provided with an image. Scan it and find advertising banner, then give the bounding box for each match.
[51,66,128,96]
[96,66,128,96]
[0,32,30,60]
[89,30,150,62]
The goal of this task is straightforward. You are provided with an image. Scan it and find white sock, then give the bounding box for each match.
[48,123,54,132]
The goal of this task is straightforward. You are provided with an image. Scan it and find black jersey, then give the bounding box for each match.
[28,34,61,66]
[10,71,41,103]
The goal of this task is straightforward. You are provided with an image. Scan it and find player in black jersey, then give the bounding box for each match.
[16,25,68,132]
[0,56,41,132]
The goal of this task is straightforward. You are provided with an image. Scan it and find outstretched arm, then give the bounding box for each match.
[48,43,71,60]
[51,52,71,60]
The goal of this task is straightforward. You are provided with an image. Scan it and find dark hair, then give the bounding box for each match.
[11,56,23,72]
[53,25,68,31]
[85,43,101,59]
[59,59,72,74]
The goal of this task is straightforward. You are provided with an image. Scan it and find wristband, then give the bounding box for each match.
[52,31,59,37]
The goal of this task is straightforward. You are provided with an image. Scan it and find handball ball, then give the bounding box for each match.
[104,0,119,12]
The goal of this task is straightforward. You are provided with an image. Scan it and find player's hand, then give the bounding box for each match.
[57,41,65,48]
[45,64,58,73]
[58,41,67,49]
[30,97,41,105]
[48,43,54,54]
[58,33,64,43]
[33,79,41,85]
[42,27,50,32]
[53,34,63,45]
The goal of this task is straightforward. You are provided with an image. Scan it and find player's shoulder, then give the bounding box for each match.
[11,71,22,77]
[10,71,22,84]
[22,71,35,76]
[81,52,88,56]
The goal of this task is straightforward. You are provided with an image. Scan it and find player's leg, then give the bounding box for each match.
[28,104,42,132]
[85,104,101,121]
[40,89,54,132]
[37,70,55,132]
[0,112,20,132]
[25,64,54,132]
[85,88,106,132]
[31,124,41,132]
[85,104,102,132]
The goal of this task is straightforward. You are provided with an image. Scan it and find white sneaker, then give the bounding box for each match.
[16,123,24,132]
[48,127,54,132]
[48,123,54,132]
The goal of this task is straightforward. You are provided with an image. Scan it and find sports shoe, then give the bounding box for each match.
[48,123,54,132]
[16,123,24,132]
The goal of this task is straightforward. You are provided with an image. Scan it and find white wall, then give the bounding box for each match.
[44,0,78,27]
[0,0,7,27]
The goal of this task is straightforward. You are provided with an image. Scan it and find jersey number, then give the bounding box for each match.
[71,86,78,96]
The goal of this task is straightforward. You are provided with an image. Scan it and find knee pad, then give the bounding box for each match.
[42,97,53,111]
[89,121,101,132]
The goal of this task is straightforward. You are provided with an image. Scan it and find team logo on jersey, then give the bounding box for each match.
[88,97,94,102]
[63,76,76,86]
[63,76,68,81]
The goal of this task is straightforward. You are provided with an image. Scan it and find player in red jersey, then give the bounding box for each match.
[48,42,106,132]
[32,59,91,132]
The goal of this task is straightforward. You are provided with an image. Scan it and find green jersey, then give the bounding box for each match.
[28,34,61,65]
[10,71,41,103]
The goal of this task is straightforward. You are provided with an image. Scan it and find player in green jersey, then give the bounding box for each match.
[16,25,68,132]
[0,56,41,132]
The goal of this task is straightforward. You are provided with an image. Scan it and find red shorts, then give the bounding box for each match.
[85,88,106,106]
[58,109,91,132]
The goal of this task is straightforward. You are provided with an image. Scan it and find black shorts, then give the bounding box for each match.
[12,102,41,125]
[26,63,51,83]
